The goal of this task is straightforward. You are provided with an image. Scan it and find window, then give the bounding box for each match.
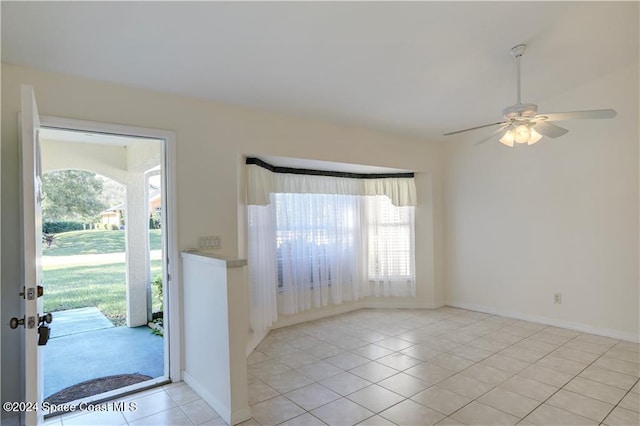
[273,193,414,295]
[366,196,415,281]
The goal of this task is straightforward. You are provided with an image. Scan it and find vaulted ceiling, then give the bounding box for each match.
[2,2,638,141]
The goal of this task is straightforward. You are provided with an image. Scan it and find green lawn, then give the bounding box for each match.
[43,230,163,326]
[43,229,162,256]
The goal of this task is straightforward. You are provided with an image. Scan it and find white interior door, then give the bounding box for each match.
[20,84,45,426]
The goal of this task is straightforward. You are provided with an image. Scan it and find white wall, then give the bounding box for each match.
[1,64,444,411]
[443,62,639,341]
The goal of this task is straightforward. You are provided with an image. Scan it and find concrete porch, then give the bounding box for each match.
[44,307,164,399]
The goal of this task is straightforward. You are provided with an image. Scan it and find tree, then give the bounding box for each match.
[42,170,108,223]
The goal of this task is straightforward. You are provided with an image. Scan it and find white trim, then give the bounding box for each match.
[183,372,251,426]
[448,301,640,343]
[38,115,182,383]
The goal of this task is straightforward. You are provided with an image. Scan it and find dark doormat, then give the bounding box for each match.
[44,373,152,404]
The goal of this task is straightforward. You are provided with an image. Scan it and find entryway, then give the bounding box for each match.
[37,125,171,410]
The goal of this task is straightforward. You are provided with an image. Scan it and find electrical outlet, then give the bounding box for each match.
[198,236,221,249]
[554,293,562,304]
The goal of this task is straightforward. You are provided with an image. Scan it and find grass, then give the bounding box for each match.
[43,229,164,326]
[43,229,162,256]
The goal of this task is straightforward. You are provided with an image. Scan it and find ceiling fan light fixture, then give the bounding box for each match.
[499,129,515,147]
[527,128,543,145]
[514,124,532,144]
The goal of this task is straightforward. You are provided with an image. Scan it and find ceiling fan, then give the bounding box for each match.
[443,44,617,146]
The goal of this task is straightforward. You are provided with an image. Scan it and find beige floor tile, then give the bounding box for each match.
[605,347,640,363]
[248,359,292,380]
[180,399,220,425]
[479,354,530,374]
[546,389,614,422]
[563,376,627,405]
[349,361,399,383]
[460,363,512,386]
[377,372,430,398]
[128,407,193,425]
[411,386,472,416]
[436,374,493,399]
[284,383,341,411]
[248,377,280,405]
[449,344,493,362]
[450,401,519,426]
[404,362,456,385]
[380,399,445,426]
[296,360,344,381]
[60,409,128,426]
[123,390,178,422]
[563,340,614,355]
[528,331,574,346]
[618,391,640,413]
[477,387,540,418]
[352,344,395,360]
[375,337,414,351]
[376,353,422,371]
[498,375,558,402]
[435,416,467,425]
[311,398,374,426]
[319,372,372,396]
[519,364,573,387]
[279,350,321,369]
[247,350,271,365]
[280,412,327,426]
[356,414,396,425]
[347,384,405,413]
[261,369,314,394]
[603,406,640,426]
[579,365,637,390]
[400,344,443,361]
[535,354,588,375]
[165,383,202,405]
[428,354,475,372]
[513,338,558,355]
[498,346,545,363]
[550,347,600,364]
[467,337,511,353]
[524,403,597,426]
[325,352,370,370]
[250,395,306,426]
[594,356,640,377]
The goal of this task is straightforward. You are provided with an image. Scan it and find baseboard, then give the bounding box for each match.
[183,371,231,425]
[448,301,640,343]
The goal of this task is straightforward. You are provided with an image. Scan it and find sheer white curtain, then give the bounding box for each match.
[275,193,366,315]
[247,203,278,344]
[363,196,416,297]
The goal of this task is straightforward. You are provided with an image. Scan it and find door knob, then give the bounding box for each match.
[9,317,24,329]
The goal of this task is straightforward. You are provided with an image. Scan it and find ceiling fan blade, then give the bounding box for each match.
[537,109,616,121]
[473,124,511,146]
[533,121,569,138]
[443,121,506,136]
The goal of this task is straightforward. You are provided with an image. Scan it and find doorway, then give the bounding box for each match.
[36,122,175,411]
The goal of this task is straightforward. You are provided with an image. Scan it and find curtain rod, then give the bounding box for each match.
[246,157,414,179]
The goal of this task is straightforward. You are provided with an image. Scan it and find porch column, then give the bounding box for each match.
[125,172,150,327]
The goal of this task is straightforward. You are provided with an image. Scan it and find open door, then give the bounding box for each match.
[18,84,48,425]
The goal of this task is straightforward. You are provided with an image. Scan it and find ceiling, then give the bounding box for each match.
[2,2,638,141]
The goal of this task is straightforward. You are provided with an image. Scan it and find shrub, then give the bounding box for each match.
[152,274,163,311]
[42,221,84,234]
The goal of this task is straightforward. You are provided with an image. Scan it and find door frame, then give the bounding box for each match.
[37,114,181,385]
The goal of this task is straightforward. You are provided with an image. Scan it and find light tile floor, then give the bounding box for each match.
[47,307,639,425]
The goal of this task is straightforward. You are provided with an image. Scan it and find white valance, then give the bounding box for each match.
[246,158,417,206]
